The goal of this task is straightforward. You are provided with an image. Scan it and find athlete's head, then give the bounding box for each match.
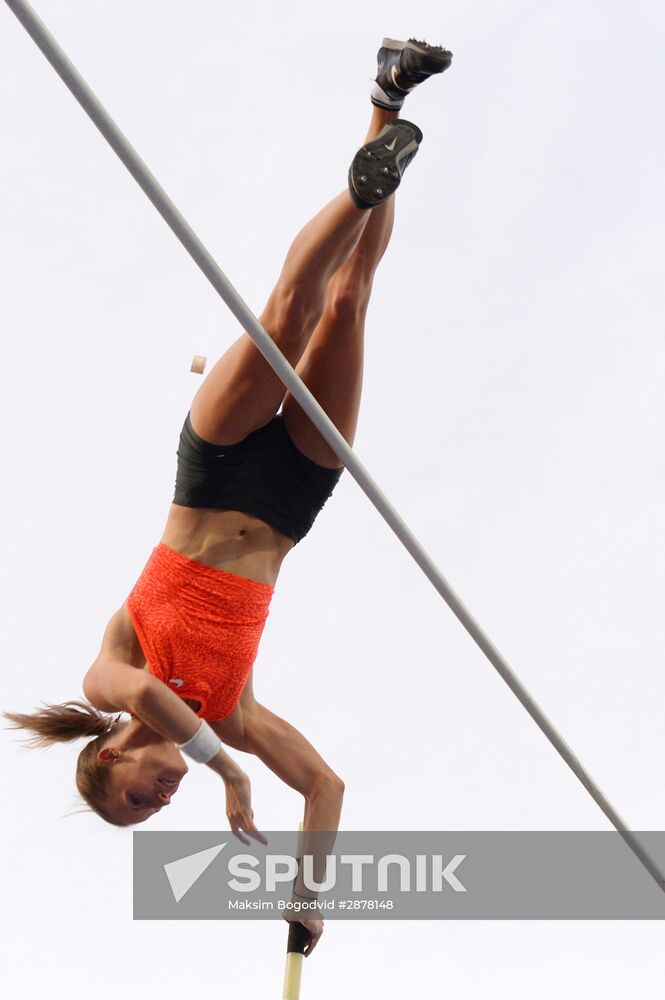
[2,700,188,826]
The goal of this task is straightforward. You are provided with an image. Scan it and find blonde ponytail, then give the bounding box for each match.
[3,700,128,826]
[3,699,116,748]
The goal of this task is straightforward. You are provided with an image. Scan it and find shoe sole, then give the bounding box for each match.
[348,120,423,209]
[381,37,453,67]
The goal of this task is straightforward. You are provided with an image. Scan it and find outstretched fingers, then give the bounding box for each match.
[229,808,268,846]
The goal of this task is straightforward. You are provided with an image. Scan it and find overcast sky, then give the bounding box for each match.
[1,0,664,996]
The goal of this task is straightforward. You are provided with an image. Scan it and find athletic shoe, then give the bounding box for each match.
[371,37,453,110]
[348,119,423,209]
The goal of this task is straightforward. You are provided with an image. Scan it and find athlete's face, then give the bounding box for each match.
[98,729,189,825]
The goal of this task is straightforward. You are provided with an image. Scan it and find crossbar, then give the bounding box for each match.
[5,0,664,894]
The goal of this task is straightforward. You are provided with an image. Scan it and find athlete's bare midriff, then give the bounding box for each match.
[159,503,295,588]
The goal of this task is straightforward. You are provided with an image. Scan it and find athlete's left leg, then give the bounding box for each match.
[281,108,397,467]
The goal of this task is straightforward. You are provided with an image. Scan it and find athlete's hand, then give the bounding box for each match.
[224,771,268,845]
[282,910,324,957]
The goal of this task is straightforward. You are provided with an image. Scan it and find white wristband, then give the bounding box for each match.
[176,719,221,764]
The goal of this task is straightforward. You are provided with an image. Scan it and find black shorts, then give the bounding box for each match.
[172,411,344,544]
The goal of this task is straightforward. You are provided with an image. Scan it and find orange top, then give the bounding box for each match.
[126,543,274,721]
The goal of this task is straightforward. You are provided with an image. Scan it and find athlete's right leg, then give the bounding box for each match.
[189,192,371,446]
[189,37,450,448]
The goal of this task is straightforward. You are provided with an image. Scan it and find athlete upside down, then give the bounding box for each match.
[4,36,452,955]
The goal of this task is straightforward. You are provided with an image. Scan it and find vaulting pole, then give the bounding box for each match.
[4,0,665,897]
[282,823,308,1000]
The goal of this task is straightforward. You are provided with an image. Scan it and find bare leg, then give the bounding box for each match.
[189,106,399,445]
[281,106,399,466]
[189,179,373,445]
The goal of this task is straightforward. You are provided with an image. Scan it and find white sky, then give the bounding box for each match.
[1,0,664,995]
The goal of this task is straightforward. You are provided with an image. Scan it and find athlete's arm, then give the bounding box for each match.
[83,657,148,714]
[84,607,264,840]
[85,605,241,774]
[241,703,342,955]
[133,674,266,842]
[217,673,345,825]
[83,653,265,840]
[83,658,245,781]
[243,702,345,829]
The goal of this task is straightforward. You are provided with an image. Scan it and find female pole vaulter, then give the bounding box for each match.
[4,36,452,955]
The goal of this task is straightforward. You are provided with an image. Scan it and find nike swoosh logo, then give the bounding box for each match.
[390,61,415,93]
[169,678,184,688]
[384,136,398,151]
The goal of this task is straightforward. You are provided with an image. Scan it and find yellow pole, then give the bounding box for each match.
[282,822,308,1000]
